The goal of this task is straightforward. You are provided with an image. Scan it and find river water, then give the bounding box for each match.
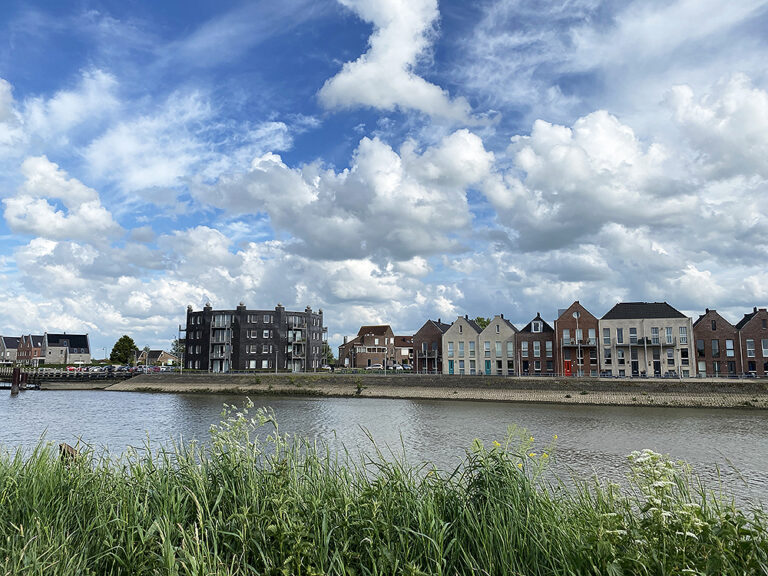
[1,390,767,505]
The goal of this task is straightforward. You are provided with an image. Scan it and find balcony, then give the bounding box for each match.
[661,337,677,346]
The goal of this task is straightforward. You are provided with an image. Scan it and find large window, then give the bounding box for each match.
[616,328,624,344]
[603,328,610,346]
[495,341,502,356]
[666,327,673,344]
[762,339,768,357]
[546,341,553,358]
[522,342,528,357]
[604,349,612,365]
[667,348,674,366]
[679,326,688,344]
[447,342,454,358]
[696,339,705,357]
[726,339,735,357]
[711,339,720,358]
[629,327,638,344]
[506,341,514,357]
[617,349,625,365]
[562,329,570,345]
[747,339,755,358]
[533,341,541,357]
[469,341,475,357]
[458,342,465,357]
[651,327,659,345]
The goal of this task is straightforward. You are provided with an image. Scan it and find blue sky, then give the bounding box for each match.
[1,0,768,355]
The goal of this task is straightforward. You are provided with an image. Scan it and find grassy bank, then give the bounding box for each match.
[1,402,766,575]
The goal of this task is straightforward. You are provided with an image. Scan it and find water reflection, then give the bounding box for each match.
[1,390,766,504]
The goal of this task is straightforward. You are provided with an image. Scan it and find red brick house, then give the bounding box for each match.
[693,309,739,377]
[413,319,452,373]
[736,307,768,376]
[17,335,44,366]
[554,301,599,377]
[516,313,555,376]
[338,325,395,369]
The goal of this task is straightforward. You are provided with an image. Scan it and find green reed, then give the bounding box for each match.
[0,401,766,575]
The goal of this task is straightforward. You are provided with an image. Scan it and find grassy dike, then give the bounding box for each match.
[91,372,768,409]
[1,402,766,575]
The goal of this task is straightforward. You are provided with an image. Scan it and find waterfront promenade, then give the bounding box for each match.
[41,373,768,409]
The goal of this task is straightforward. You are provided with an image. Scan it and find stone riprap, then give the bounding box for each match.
[94,373,768,409]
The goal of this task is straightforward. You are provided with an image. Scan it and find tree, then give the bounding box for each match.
[322,342,335,365]
[110,335,139,365]
[474,317,491,329]
[170,338,184,360]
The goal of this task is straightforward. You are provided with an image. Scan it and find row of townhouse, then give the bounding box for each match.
[0,333,91,366]
[342,301,768,378]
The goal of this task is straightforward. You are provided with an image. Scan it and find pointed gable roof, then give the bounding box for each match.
[520,312,554,333]
[693,309,735,329]
[1,336,21,349]
[602,302,685,320]
[736,307,767,329]
[357,325,392,337]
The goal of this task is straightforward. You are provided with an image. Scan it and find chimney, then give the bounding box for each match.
[755,307,758,313]
[343,336,348,344]
[705,308,709,313]
[500,313,504,319]
[438,318,441,324]
[465,314,468,319]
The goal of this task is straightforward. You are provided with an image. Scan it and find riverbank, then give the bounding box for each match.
[80,373,768,409]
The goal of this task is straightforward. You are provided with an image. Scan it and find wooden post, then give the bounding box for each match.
[11,367,20,395]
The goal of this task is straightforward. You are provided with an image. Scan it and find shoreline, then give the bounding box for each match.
[37,373,768,409]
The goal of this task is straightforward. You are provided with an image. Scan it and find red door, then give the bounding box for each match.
[564,360,572,376]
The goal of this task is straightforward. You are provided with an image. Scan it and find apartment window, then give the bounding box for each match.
[261,360,269,369]
[447,342,454,358]
[667,348,674,366]
[711,319,717,331]
[521,342,528,357]
[563,348,571,360]
[485,341,492,358]
[459,360,465,375]
[264,314,272,323]
[588,328,596,344]
[617,349,625,365]
[263,330,271,339]
[546,341,552,358]
[495,324,500,334]
[546,361,553,372]
[679,326,688,344]
[681,348,689,366]
[533,341,541,357]
[603,328,610,346]
[629,327,638,344]
[747,339,755,358]
[495,341,502,357]
[459,342,465,357]
[506,341,514,357]
[532,321,542,333]
[563,329,570,344]
[696,340,705,357]
[374,338,379,345]
[616,328,624,344]
[711,340,720,358]
[725,340,734,357]
[651,327,659,344]
[590,349,597,363]
[604,349,612,365]
[763,339,768,357]
[713,361,721,376]
[666,327,673,344]
[763,319,767,329]
[262,344,270,354]
[534,360,541,372]
[469,341,475,358]
[469,360,476,374]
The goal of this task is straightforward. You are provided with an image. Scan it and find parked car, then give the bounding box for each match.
[401,364,413,370]
[365,364,383,370]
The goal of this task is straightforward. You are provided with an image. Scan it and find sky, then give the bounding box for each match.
[1,0,767,356]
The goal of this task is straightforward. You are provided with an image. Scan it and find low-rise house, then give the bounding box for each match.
[137,350,179,366]
[413,319,452,373]
[442,315,482,375]
[599,302,693,377]
[338,325,395,369]
[516,313,556,376]
[736,307,768,377]
[17,335,44,366]
[478,315,518,375]
[554,302,599,377]
[0,336,20,364]
[693,309,739,377]
[394,335,413,367]
[42,333,91,365]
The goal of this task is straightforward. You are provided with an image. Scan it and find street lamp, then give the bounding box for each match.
[573,310,581,377]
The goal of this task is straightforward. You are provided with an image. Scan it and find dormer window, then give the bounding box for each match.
[532,321,542,333]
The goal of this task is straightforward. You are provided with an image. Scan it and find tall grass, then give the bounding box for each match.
[1,401,766,575]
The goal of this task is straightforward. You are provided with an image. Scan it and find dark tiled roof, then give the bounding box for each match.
[340,336,361,349]
[46,333,90,350]
[693,309,735,329]
[394,336,412,346]
[736,308,766,329]
[602,302,686,320]
[432,320,452,333]
[23,335,44,347]
[357,325,392,336]
[520,313,554,333]
[2,336,20,349]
